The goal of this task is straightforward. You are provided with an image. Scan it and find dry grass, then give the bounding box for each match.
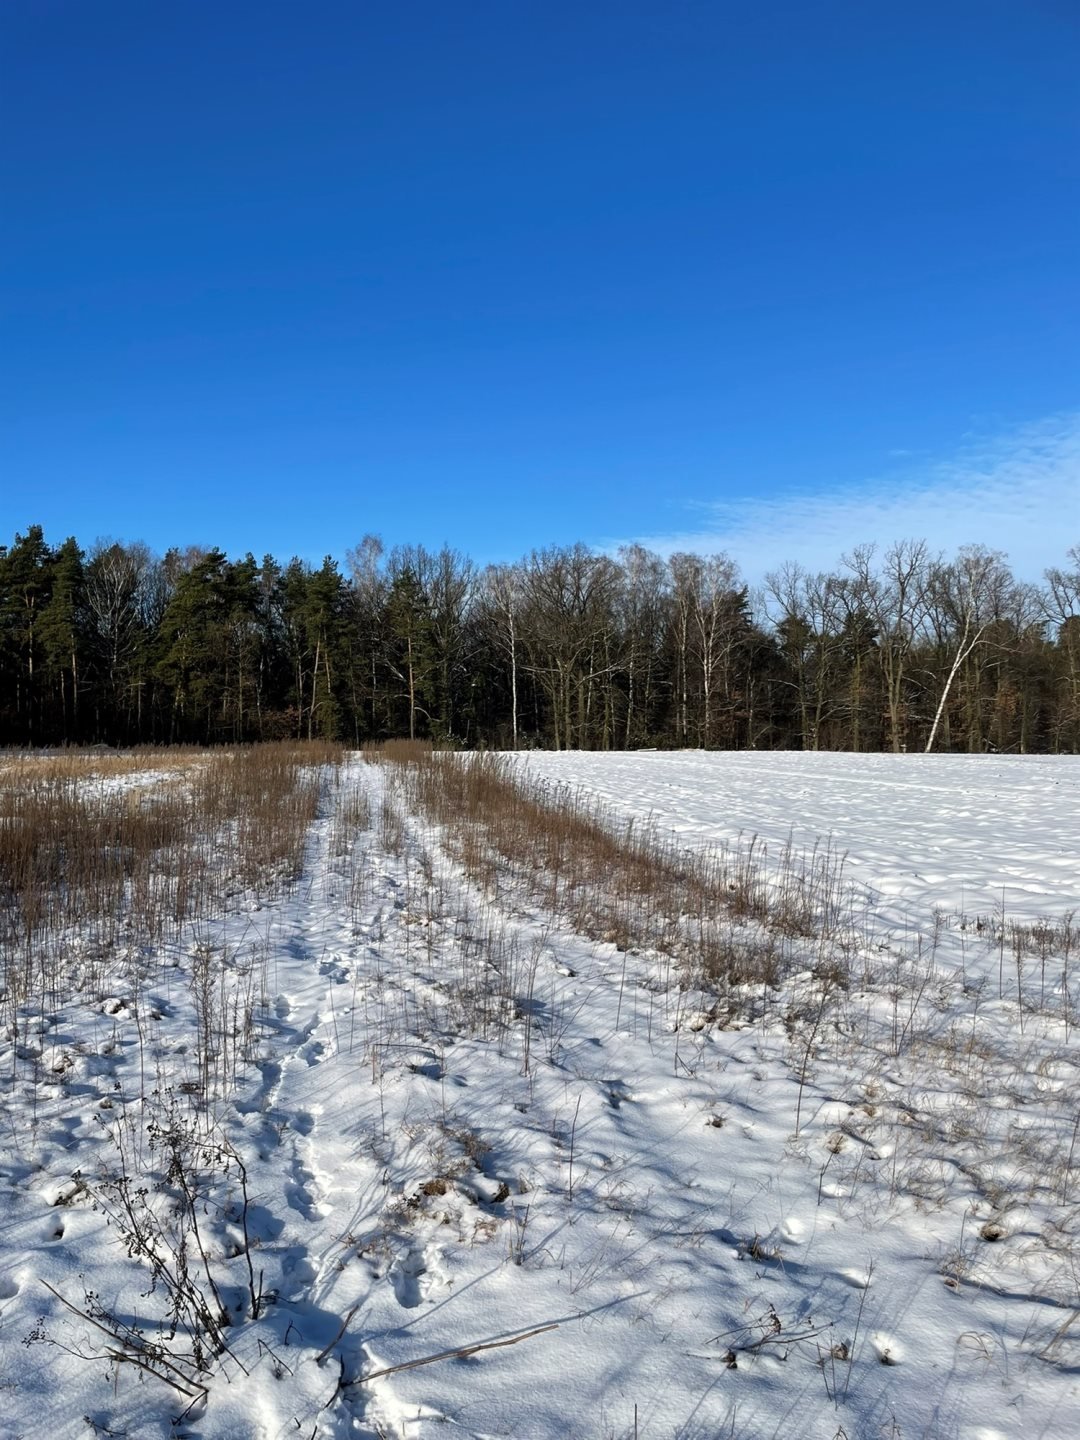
[0,742,343,1027]
[0,747,205,782]
[369,743,854,998]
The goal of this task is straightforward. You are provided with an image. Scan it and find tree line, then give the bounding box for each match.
[1,525,1078,753]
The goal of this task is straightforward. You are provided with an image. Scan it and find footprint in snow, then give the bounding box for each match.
[300,1038,325,1066]
[602,1079,630,1109]
[389,1244,448,1309]
[281,1246,318,1300]
[285,1154,327,1221]
[390,1247,426,1308]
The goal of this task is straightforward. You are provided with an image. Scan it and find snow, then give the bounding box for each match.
[2,751,1079,1439]
[516,751,1080,931]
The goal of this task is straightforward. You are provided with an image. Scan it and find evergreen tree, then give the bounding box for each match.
[0,525,53,742]
[38,536,87,742]
[384,561,435,741]
[155,549,231,741]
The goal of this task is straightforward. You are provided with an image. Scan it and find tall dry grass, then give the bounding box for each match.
[371,743,853,996]
[0,742,342,1026]
[0,747,202,783]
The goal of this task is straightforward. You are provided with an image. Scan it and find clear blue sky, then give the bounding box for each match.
[3,0,1078,576]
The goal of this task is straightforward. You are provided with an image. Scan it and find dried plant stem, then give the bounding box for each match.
[353,1321,559,1384]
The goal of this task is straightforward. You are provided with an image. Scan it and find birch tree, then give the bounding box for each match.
[924,546,1017,752]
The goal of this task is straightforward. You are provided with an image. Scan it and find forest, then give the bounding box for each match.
[1,524,1078,753]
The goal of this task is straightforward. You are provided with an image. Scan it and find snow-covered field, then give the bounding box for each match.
[517,751,1080,934]
[2,751,1078,1440]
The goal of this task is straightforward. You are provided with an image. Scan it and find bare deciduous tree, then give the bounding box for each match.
[843,540,933,752]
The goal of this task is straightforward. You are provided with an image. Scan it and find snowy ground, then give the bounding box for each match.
[516,751,1080,933]
[2,751,1079,1440]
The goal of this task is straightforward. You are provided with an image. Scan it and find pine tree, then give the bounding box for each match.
[38,536,86,742]
[0,525,53,742]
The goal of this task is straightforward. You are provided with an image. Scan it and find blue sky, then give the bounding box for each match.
[3,0,1078,580]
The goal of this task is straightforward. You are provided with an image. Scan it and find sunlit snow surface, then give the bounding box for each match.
[518,750,1080,930]
[1,752,1078,1440]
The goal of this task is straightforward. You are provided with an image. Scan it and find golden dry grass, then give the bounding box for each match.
[370,743,853,995]
[0,742,343,1022]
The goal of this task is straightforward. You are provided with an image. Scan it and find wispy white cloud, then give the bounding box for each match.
[615,411,1080,585]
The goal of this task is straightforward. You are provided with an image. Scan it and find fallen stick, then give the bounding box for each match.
[352,1321,559,1385]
